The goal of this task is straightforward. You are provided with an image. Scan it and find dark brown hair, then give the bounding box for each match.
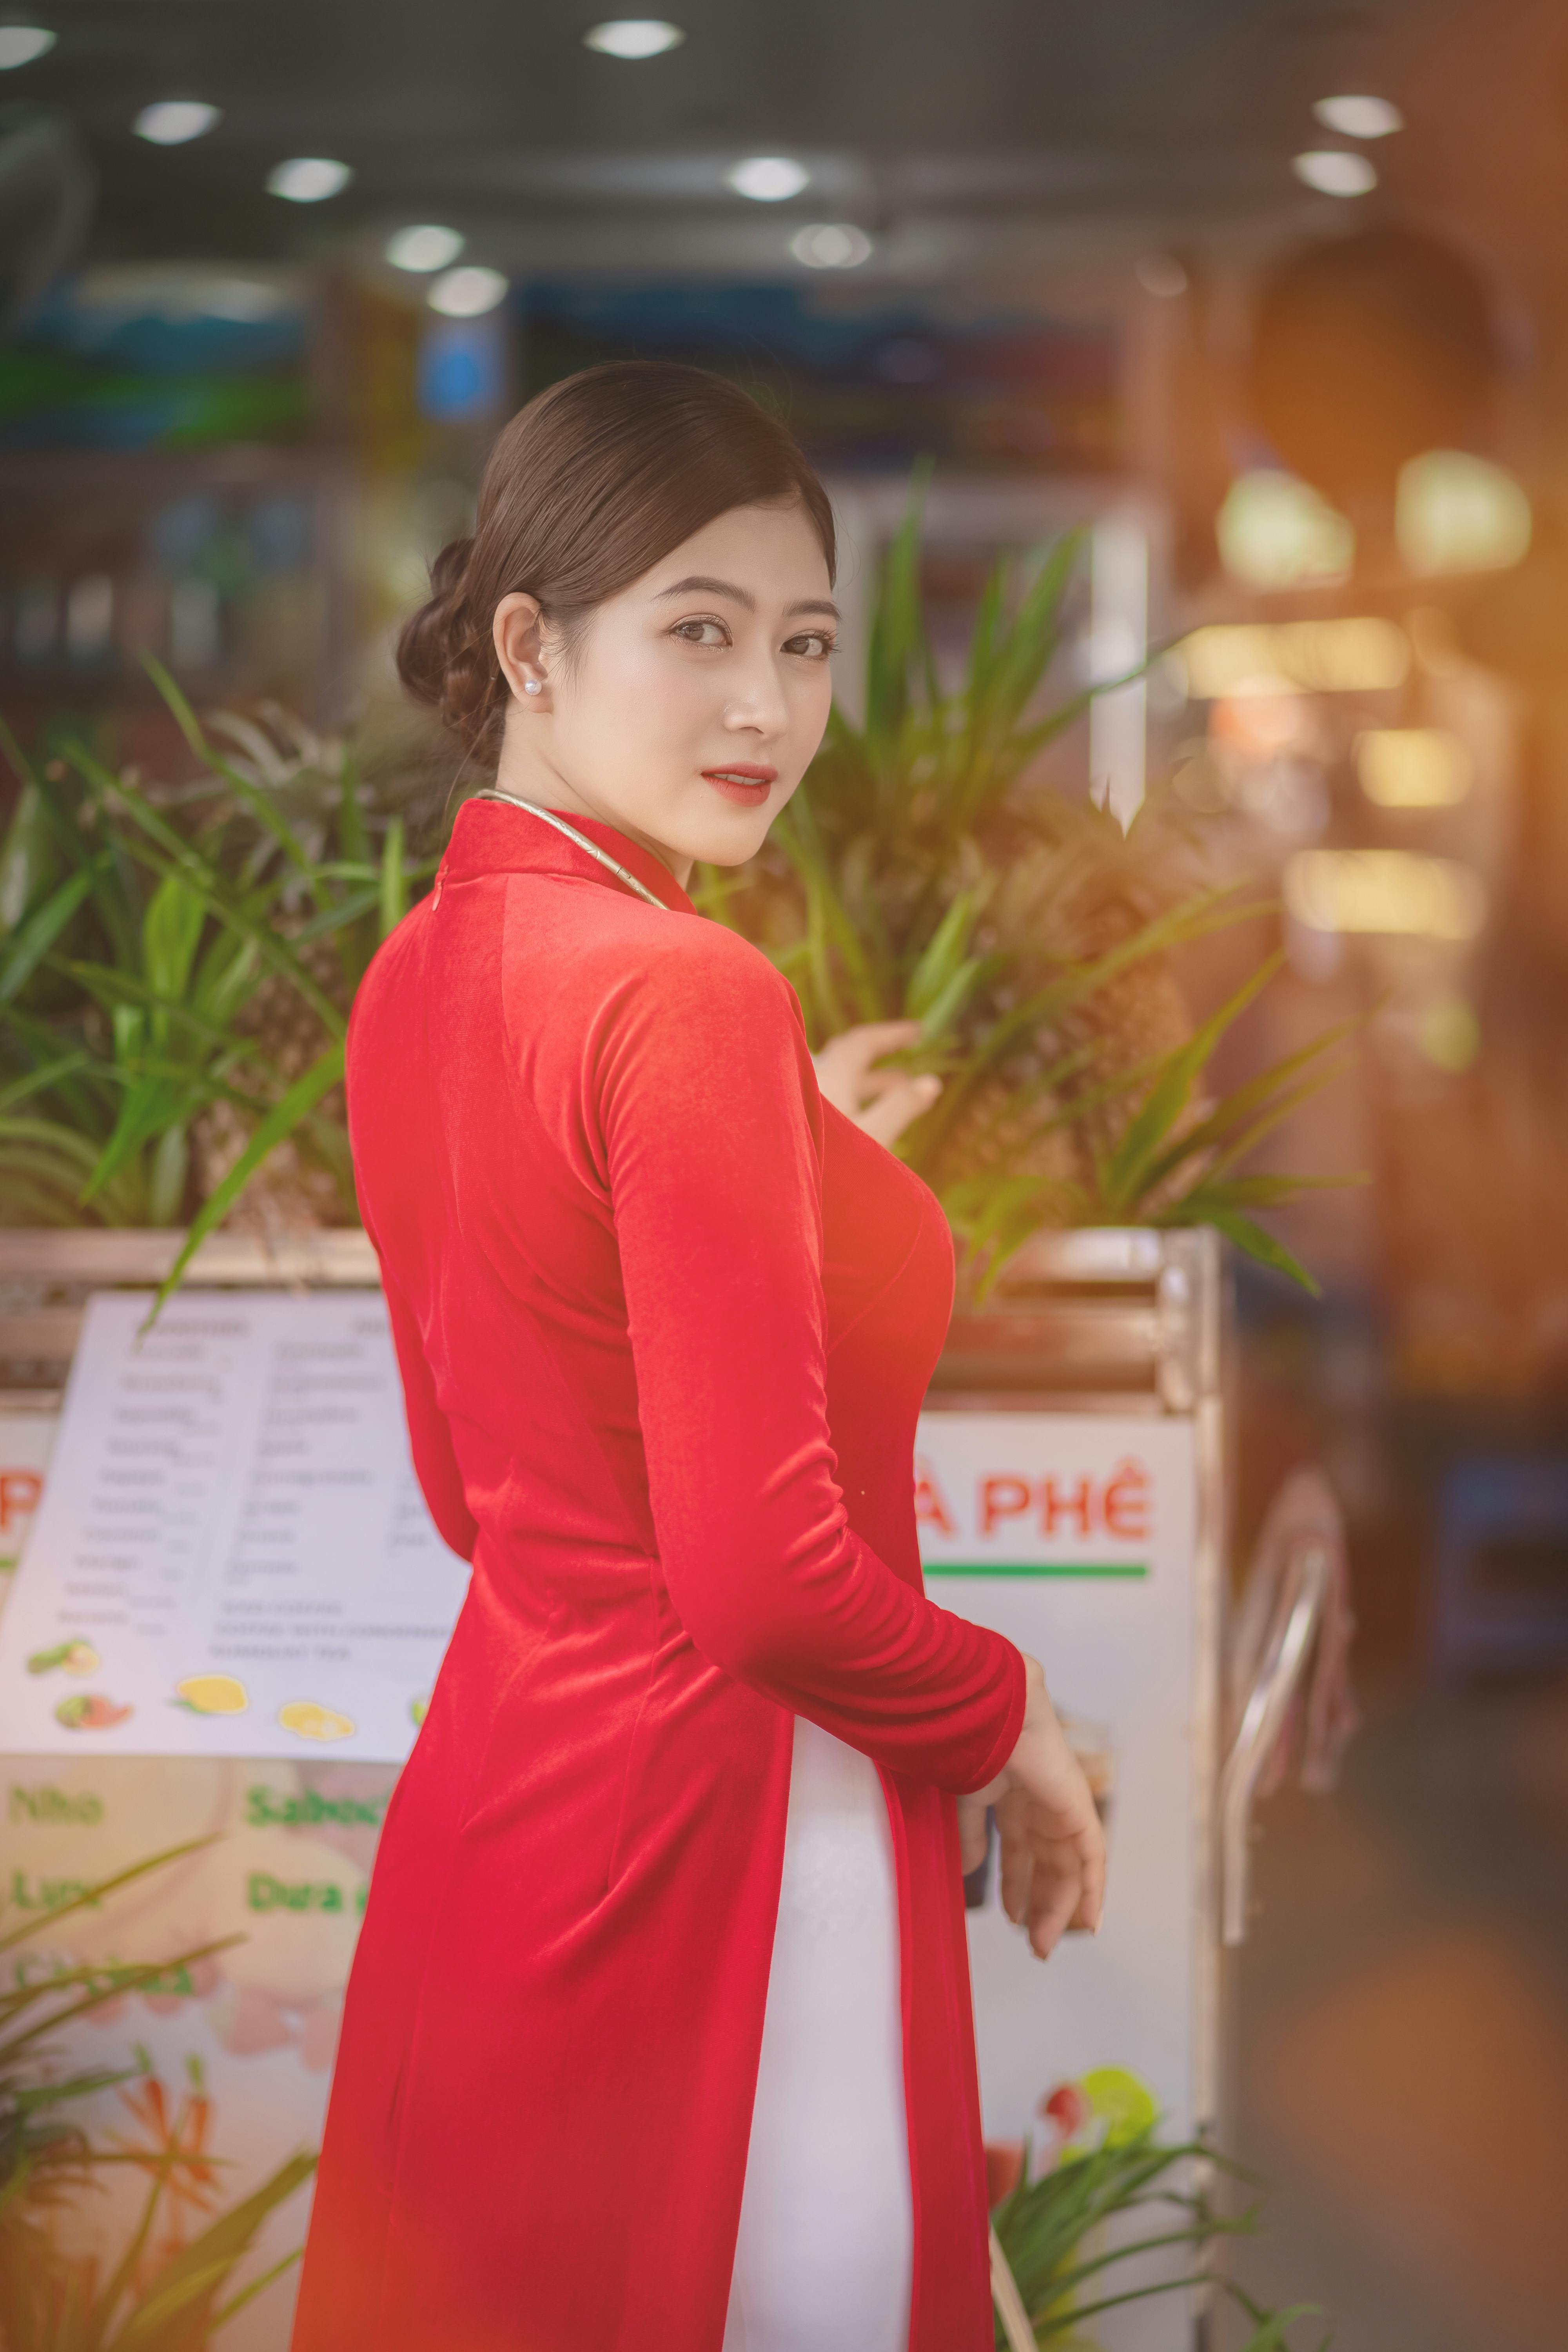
[397,361,837,759]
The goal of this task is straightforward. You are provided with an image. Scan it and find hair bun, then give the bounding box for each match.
[396,535,505,755]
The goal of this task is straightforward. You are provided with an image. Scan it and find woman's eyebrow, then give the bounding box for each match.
[655,574,755,609]
[652,576,840,623]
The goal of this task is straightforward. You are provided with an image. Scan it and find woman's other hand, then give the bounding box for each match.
[956,1655,1106,1960]
[813,1020,941,1151]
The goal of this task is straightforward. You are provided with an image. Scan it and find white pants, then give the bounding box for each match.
[722,1716,914,2352]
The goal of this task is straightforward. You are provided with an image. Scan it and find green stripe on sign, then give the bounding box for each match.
[924,1562,1149,1579]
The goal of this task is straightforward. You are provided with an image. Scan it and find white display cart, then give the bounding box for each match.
[0,1225,1320,2352]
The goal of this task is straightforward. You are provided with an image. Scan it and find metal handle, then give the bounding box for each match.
[1218,1539,1331,1946]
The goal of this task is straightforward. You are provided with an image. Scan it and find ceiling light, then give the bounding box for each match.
[267,156,353,204]
[386,223,465,273]
[1181,618,1410,699]
[1417,997,1480,1071]
[133,99,221,146]
[1293,149,1377,198]
[1218,470,1354,590]
[584,19,684,58]
[0,26,55,69]
[1396,449,1532,575]
[201,277,289,322]
[790,222,871,269]
[728,155,809,203]
[428,265,508,318]
[1313,94,1403,139]
[1134,252,1187,299]
[1285,849,1486,942]
[1355,728,1473,808]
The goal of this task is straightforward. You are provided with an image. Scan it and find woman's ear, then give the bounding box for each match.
[494,592,550,709]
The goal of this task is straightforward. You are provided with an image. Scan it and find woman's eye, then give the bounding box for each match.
[671,618,730,648]
[784,631,835,661]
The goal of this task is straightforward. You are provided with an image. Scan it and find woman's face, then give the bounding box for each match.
[491,500,837,882]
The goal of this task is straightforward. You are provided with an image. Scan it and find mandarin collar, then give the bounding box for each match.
[437,797,696,915]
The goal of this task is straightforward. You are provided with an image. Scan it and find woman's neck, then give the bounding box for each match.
[491,740,692,888]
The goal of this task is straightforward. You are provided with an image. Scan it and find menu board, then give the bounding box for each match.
[0,1292,470,1760]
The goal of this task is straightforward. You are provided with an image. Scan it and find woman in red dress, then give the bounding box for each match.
[292,362,1104,2352]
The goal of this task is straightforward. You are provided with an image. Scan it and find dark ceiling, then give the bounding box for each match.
[4,0,1566,284]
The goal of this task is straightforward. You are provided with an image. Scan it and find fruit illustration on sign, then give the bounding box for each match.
[26,1639,100,1676]
[54,1692,133,1731]
[176,1675,249,1715]
[278,1701,355,1742]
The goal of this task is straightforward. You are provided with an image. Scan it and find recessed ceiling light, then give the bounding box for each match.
[386,224,466,273]
[790,223,871,269]
[1313,93,1403,139]
[584,19,684,58]
[728,155,809,203]
[0,26,56,69]
[267,157,353,204]
[428,265,508,318]
[133,99,221,146]
[1293,149,1377,198]
[202,277,289,323]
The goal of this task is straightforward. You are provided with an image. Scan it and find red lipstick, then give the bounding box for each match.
[701,764,776,806]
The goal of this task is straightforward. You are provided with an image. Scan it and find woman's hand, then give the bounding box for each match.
[956,1655,1106,1960]
[813,1020,941,1151]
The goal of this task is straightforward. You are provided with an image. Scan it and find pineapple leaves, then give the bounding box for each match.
[1099,951,1287,1216]
[990,2122,1328,2350]
[708,478,1357,1294]
[0,665,427,1254]
[148,1038,347,1319]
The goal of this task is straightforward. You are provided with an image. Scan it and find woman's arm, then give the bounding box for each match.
[377,1254,479,1565]
[597,926,1024,1793]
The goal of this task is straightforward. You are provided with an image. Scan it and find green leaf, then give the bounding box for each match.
[0,1836,225,1954]
[0,863,100,1004]
[1181,1171,1366,1211]
[209,2246,305,2332]
[1174,1203,1322,1294]
[61,740,346,1037]
[140,873,207,1013]
[915,953,995,1047]
[143,1040,347,1319]
[0,708,40,797]
[142,655,325,900]
[916,884,1271,1171]
[1101,952,1285,1214]
[379,815,408,939]
[0,775,64,944]
[864,461,934,758]
[336,743,369,867]
[1232,2303,1329,2352]
[108,2148,314,2350]
[1138,1016,1364,1197]
[906,889,982,1020]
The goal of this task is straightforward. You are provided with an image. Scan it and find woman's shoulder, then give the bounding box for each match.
[584,906,802,1031]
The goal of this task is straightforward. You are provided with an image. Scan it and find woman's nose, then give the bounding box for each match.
[724,655,791,735]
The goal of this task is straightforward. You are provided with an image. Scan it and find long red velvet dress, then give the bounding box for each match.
[290,797,1025,2352]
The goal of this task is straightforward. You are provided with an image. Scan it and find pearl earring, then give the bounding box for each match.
[523,679,543,696]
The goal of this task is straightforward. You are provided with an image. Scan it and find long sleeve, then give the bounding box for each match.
[597,923,1024,1793]
[376,1249,479,1565]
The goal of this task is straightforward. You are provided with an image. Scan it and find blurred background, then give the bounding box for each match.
[2,3,1567,2347]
